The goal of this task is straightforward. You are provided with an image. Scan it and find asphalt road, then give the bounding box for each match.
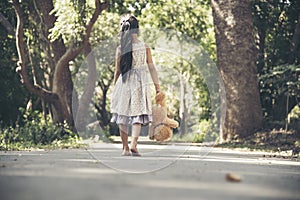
[1,141,300,200]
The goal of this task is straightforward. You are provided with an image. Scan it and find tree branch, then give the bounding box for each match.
[83,0,109,48]
[75,43,97,131]
[54,0,108,78]
[12,0,58,103]
[98,79,105,90]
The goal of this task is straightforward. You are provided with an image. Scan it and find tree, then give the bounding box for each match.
[211,0,263,141]
[137,0,215,136]
[12,0,108,130]
[252,0,300,123]
[83,11,120,133]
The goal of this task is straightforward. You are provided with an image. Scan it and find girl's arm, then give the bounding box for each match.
[113,46,121,85]
[146,45,160,93]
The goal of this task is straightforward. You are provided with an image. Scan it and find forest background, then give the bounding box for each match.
[0,0,299,152]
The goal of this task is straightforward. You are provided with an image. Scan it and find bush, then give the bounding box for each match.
[171,119,219,143]
[0,109,81,150]
[259,64,300,121]
[288,105,300,137]
[192,133,206,143]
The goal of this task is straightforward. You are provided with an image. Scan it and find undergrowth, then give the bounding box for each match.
[0,109,85,151]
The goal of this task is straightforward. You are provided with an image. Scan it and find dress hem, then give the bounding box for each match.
[110,113,152,125]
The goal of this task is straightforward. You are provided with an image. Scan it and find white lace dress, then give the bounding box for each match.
[110,41,152,125]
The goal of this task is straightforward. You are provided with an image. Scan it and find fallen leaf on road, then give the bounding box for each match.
[226,173,242,182]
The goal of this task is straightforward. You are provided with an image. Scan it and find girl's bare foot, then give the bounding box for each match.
[130,148,141,156]
[122,146,131,156]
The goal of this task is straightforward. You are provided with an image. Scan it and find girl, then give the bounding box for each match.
[110,14,160,156]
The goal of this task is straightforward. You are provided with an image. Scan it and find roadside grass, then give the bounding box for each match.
[0,136,87,151]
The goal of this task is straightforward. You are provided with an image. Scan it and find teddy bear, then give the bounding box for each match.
[149,91,179,142]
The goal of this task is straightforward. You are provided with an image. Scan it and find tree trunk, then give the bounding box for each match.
[74,44,97,131]
[13,0,108,131]
[35,0,75,127]
[211,0,263,141]
[179,72,184,136]
[94,66,114,130]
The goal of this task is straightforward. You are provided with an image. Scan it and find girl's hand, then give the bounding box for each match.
[155,83,160,94]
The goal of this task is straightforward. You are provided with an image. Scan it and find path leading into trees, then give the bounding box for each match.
[1,139,300,200]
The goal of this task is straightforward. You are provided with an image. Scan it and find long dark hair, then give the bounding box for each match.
[120,15,139,81]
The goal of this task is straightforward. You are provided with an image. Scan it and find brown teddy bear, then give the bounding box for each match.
[149,92,179,142]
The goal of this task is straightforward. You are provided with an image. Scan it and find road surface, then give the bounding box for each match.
[1,141,300,200]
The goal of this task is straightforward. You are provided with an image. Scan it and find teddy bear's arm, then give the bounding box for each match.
[164,118,179,128]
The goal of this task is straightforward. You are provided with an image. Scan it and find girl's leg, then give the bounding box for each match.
[119,124,130,156]
[130,123,141,156]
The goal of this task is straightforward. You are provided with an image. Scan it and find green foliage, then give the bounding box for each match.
[0,109,82,150]
[253,0,300,67]
[49,0,89,45]
[259,64,300,120]
[260,64,299,97]
[147,49,213,137]
[253,0,300,123]
[138,0,216,59]
[171,119,219,143]
[198,119,219,142]
[289,105,300,119]
[288,105,300,135]
[105,0,217,137]
[91,11,120,43]
[192,133,206,143]
[109,0,215,58]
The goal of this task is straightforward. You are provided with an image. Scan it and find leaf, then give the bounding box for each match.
[226,173,242,182]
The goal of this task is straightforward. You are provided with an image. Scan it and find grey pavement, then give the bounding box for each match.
[0,141,300,200]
